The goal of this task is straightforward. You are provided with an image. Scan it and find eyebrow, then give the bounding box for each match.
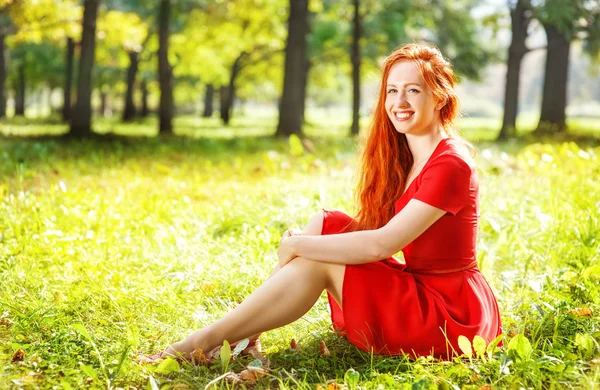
[386,82,421,87]
[386,82,422,88]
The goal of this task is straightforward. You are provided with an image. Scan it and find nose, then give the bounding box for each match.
[392,91,409,107]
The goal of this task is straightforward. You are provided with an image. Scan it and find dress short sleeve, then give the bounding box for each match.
[412,153,472,215]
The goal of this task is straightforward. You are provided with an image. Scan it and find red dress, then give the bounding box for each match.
[323,138,502,359]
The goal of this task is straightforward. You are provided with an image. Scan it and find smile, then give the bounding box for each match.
[393,111,414,121]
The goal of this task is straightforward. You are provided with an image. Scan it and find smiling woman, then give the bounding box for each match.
[144,43,502,364]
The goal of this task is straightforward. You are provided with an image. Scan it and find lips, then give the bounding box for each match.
[393,111,414,121]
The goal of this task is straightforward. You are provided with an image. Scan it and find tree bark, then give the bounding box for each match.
[100,91,108,117]
[350,0,361,136]
[140,78,149,117]
[70,0,100,137]
[219,85,227,121]
[0,34,6,118]
[220,52,246,125]
[122,50,138,121]
[275,0,309,137]
[62,37,75,122]
[498,0,530,140]
[536,23,571,134]
[158,0,174,134]
[203,83,214,117]
[14,62,25,116]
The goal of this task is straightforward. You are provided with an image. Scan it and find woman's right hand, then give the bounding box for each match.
[279,228,302,246]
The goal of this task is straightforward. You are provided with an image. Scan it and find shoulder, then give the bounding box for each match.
[427,138,475,174]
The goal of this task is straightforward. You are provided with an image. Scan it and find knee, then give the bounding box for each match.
[302,210,325,236]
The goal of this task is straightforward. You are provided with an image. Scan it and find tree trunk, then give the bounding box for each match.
[62,37,75,122]
[122,50,138,121]
[275,0,309,137]
[100,91,107,117]
[158,0,174,134]
[140,78,149,117]
[0,33,6,118]
[498,0,530,140]
[14,62,25,116]
[220,52,246,125]
[350,0,362,136]
[70,0,100,137]
[219,85,227,121]
[536,23,571,134]
[203,83,214,117]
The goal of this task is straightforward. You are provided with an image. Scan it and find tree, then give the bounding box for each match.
[350,0,361,135]
[202,83,214,117]
[535,0,600,134]
[70,0,100,136]
[498,0,533,140]
[276,0,309,137]
[63,37,75,121]
[158,0,173,134]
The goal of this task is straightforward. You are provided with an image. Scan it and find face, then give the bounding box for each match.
[384,60,442,136]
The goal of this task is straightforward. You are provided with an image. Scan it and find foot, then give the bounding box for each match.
[140,334,261,365]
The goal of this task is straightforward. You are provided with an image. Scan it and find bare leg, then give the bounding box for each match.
[233,210,326,340]
[161,211,344,358]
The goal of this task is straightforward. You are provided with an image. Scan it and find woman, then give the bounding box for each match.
[149,43,502,361]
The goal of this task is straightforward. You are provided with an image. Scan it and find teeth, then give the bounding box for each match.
[394,112,412,120]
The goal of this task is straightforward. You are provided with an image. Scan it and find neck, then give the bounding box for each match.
[405,129,447,165]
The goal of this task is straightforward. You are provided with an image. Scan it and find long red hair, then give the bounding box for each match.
[343,43,464,233]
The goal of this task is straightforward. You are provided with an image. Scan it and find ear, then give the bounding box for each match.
[435,99,445,111]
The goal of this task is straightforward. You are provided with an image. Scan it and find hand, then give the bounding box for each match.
[279,228,302,246]
[277,229,302,267]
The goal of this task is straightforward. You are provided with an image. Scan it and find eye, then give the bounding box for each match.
[386,88,397,94]
[408,88,420,93]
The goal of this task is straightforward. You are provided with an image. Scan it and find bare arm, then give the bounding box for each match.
[285,199,446,265]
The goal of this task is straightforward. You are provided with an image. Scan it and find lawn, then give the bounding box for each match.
[0,115,599,389]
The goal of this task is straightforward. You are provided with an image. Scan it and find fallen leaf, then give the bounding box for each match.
[239,369,257,384]
[326,383,344,390]
[191,349,212,366]
[478,386,492,390]
[320,341,331,358]
[568,308,593,317]
[248,347,270,369]
[0,318,13,327]
[290,338,301,351]
[224,372,242,385]
[12,349,25,362]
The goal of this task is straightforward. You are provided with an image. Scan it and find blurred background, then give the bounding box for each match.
[0,0,598,140]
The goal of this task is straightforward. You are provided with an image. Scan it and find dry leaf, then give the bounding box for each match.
[0,318,13,327]
[12,349,25,362]
[290,338,301,351]
[239,369,257,384]
[320,341,331,358]
[326,383,344,390]
[224,372,243,385]
[248,347,270,369]
[172,384,191,390]
[191,349,212,366]
[247,366,269,379]
[568,308,593,317]
[478,385,492,390]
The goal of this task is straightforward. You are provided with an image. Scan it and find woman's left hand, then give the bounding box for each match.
[277,233,300,267]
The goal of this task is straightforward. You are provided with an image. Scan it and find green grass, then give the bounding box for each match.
[0,115,599,389]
